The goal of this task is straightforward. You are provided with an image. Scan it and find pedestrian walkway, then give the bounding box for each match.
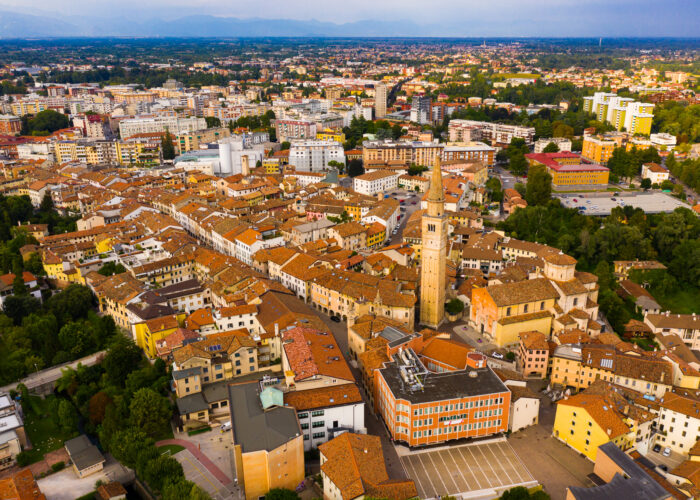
[156,438,231,485]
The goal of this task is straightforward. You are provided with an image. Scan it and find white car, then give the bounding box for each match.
[492,352,504,359]
[662,447,672,457]
[220,421,232,431]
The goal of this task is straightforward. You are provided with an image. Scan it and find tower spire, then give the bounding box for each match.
[427,157,444,202]
[426,157,444,217]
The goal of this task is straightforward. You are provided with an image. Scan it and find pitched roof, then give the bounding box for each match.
[485,278,559,307]
[282,326,353,383]
[319,433,417,500]
[283,383,362,411]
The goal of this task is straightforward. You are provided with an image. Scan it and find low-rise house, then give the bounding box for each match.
[646,313,700,351]
[64,435,105,478]
[319,433,417,500]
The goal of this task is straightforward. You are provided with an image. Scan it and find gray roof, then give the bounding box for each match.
[176,392,208,415]
[172,366,202,380]
[64,435,105,471]
[568,443,669,500]
[228,381,300,453]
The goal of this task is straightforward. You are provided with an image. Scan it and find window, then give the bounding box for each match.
[300,423,309,430]
[312,421,324,428]
[312,432,325,439]
[312,410,325,417]
[523,304,528,313]
[506,307,511,316]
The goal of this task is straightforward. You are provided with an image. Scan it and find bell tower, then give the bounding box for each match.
[419,157,447,328]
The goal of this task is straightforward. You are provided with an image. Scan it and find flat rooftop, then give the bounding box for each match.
[379,362,508,404]
[556,192,690,216]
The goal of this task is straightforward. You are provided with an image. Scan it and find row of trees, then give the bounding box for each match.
[53,336,210,499]
[499,202,700,334]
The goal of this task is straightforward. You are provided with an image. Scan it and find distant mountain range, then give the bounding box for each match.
[0,10,438,38]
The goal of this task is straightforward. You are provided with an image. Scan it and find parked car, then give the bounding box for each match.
[653,444,661,453]
[611,197,616,201]
[330,316,341,323]
[492,352,504,359]
[411,201,417,205]
[221,421,232,431]
[663,447,672,457]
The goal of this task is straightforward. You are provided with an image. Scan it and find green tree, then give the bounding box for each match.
[57,399,78,434]
[129,388,171,437]
[347,159,364,177]
[103,337,143,386]
[525,164,553,206]
[542,142,560,153]
[25,110,70,135]
[143,455,184,492]
[445,299,465,315]
[509,152,528,176]
[265,489,301,500]
[205,117,221,128]
[88,391,112,425]
[110,428,153,469]
[161,130,176,160]
[98,261,126,276]
[39,193,54,213]
[640,178,652,190]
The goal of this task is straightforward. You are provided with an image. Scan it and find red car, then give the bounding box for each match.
[411,201,417,205]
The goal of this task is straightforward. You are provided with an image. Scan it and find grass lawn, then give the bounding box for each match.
[22,395,78,464]
[652,285,700,314]
[157,444,185,456]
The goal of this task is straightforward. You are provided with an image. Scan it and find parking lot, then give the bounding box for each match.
[398,439,537,499]
[556,192,689,215]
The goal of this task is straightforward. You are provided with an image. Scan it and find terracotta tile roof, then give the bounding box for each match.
[419,337,473,370]
[185,307,215,330]
[318,433,417,500]
[284,383,362,411]
[486,278,559,307]
[520,331,548,351]
[0,469,46,500]
[646,313,700,331]
[282,326,353,382]
[659,392,700,419]
[558,393,630,439]
[145,314,180,333]
[172,329,255,366]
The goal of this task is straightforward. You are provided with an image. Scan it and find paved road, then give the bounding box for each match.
[313,307,407,479]
[384,188,422,245]
[0,350,106,394]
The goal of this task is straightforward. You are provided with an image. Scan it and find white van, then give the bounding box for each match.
[220,421,232,431]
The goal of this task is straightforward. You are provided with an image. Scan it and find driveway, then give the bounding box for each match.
[37,454,132,500]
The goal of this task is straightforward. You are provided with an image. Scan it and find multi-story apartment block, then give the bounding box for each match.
[374,82,387,119]
[288,140,345,172]
[534,137,572,153]
[655,391,700,455]
[362,139,444,167]
[284,384,365,451]
[118,116,206,138]
[518,331,550,378]
[448,120,536,146]
[352,169,399,196]
[410,95,432,124]
[583,92,654,135]
[442,142,496,166]
[274,119,317,142]
[0,115,21,135]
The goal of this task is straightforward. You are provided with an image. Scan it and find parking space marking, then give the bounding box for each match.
[436,449,461,493]
[448,446,478,490]
[426,450,449,495]
[459,445,489,489]
[417,453,441,497]
[485,442,514,485]
[401,456,428,499]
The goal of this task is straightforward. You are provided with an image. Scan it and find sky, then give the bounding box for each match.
[1,0,698,36]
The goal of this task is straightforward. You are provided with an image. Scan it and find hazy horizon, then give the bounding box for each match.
[0,0,698,37]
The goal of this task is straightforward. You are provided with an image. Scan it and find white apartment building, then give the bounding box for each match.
[353,170,399,196]
[285,385,366,451]
[655,391,700,455]
[214,304,262,335]
[534,137,573,153]
[448,119,536,145]
[118,116,206,139]
[288,140,345,172]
